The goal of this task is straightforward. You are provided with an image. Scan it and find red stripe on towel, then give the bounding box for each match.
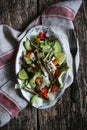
[43,5,75,21]
[0,92,21,117]
[0,48,18,69]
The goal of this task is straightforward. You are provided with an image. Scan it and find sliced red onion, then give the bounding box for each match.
[45,31,50,38]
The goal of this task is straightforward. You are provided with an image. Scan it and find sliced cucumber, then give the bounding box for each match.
[18,69,29,80]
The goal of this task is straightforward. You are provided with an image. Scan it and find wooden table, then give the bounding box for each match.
[0,0,87,130]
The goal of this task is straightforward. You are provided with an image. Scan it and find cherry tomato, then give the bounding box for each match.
[51,84,59,92]
[41,86,48,93]
[39,32,45,38]
[43,92,48,98]
[41,86,48,98]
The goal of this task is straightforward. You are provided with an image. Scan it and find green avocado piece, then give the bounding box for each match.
[53,41,62,54]
[18,69,29,80]
[23,39,31,50]
[29,71,41,88]
[31,95,38,105]
[58,66,70,88]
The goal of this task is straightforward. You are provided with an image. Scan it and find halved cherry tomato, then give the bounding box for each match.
[53,68,60,77]
[41,86,48,98]
[39,32,45,38]
[51,84,59,92]
[41,86,48,93]
[42,92,48,98]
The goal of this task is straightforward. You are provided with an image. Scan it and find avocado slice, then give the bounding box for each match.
[53,41,62,54]
[29,71,41,88]
[31,95,38,105]
[18,69,29,80]
[23,39,31,50]
[58,66,70,88]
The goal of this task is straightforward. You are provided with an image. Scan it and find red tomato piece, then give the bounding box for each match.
[43,92,48,98]
[51,84,59,92]
[41,86,48,94]
[39,32,45,38]
[41,86,49,98]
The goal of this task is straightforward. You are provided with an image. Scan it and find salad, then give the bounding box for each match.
[15,26,70,108]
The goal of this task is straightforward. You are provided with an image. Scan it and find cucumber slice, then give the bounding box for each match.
[18,69,29,80]
[23,39,31,50]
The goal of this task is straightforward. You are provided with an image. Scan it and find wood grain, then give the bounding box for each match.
[0,0,37,30]
[0,0,87,130]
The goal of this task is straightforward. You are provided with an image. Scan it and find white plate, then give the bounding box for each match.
[15,25,69,109]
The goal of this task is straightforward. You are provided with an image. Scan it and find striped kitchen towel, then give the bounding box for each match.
[0,0,82,127]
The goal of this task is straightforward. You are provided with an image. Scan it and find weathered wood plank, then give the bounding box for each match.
[0,0,37,31]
